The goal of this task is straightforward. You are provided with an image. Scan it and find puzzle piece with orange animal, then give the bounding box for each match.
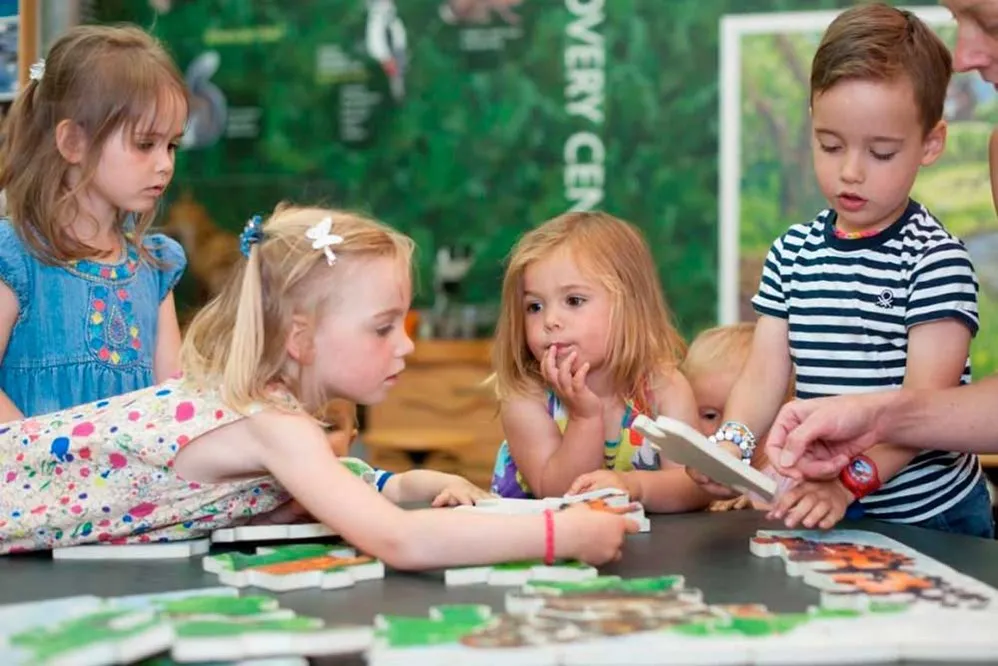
[203,543,385,592]
[750,529,998,611]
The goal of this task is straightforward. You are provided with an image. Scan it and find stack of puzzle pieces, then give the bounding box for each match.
[456,487,651,532]
[0,587,371,665]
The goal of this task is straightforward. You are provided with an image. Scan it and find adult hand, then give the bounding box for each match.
[766,393,892,481]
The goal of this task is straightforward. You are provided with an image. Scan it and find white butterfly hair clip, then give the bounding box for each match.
[305,216,344,266]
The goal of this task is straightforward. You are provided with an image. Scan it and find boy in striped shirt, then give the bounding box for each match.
[697,3,992,537]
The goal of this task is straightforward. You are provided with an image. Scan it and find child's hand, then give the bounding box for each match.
[685,438,742,499]
[542,347,601,419]
[766,479,853,529]
[556,504,639,565]
[707,496,752,512]
[430,477,491,507]
[566,469,640,501]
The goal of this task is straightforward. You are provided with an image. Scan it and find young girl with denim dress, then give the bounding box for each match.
[0,25,188,420]
[0,204,635,568]
[489,211,712,514]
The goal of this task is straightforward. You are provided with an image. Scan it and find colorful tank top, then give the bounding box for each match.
[490,391,661,499]
[0,376,292,554]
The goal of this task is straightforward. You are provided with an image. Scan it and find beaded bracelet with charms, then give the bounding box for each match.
[709,421,757,465]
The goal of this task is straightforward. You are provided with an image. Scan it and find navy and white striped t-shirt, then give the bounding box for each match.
[752,200,982,523]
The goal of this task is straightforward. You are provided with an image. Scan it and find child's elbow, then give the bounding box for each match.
[360,521,431,571]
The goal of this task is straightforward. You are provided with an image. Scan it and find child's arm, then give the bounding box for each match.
[154,291,183,382]
[769,318,973,529]
[240,410,635,569]
[0,282,23,423]
[569,369,713,513]
[381,469,491,507]
[721,315,794,443]
[502,389,605,498]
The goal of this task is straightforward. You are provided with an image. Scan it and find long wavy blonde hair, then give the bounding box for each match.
[492,211,686,405]
[181,203,413,413]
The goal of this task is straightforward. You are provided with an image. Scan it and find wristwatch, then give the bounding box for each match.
[839,455,881,499]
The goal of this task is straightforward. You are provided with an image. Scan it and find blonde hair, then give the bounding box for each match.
[680,322,755,382]
[492,211,686,403]
[681,321,796,403]
[0,24,188,263]
[181,203,414,413]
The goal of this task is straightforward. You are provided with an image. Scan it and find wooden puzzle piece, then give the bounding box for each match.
[117,589,372,663]
[505,575,693,615]
[460,488,651,532]
[444,558,598,586]
[634,415,777,501]
[203,544,385,592]
[52,538,211,560]
[211,523,336,544]
[170,616,372,663]
[2,607,173,665]
[750,529,998,611]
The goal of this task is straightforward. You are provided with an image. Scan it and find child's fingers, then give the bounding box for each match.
[557,351,576,394]
[767,484,806,520]
[782,493,818,529]
[623,517,640,534]
[800,500,830,529]
[566,477,591,495]
[819,509,843,530]
[431,491,454,507]
[572,361,591,393]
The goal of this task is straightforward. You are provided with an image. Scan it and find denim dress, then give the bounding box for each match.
[0,220,186,417]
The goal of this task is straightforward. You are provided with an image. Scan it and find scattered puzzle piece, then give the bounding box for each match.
[52,538,211,560]
[203,544,385,592]
[444,558,598,586]
[750,529,998,611]
[211,523,336,544]
[4,608,173,666]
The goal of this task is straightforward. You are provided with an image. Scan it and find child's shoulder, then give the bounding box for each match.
[899,201,965,251]
[769,209,833,250]
[140,232,187,266]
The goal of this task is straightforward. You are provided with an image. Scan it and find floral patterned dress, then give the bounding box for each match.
[0,377,289,554]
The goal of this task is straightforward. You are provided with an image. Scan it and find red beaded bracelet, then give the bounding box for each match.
[543,509,555,565]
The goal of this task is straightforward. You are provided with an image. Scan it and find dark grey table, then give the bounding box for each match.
[1,511,996,664]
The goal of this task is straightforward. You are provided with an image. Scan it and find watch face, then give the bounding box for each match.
[849,458,875,484]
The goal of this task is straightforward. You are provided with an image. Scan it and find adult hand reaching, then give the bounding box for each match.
[765,393,894,480]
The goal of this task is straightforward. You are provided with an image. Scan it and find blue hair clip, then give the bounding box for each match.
[239,215,265,258]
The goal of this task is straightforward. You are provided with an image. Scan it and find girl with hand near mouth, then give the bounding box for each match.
[489,211,712,514]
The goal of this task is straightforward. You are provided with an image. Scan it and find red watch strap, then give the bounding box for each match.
[839,455,881,499]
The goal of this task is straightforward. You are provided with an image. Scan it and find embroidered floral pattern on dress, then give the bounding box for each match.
[87,285,141,366]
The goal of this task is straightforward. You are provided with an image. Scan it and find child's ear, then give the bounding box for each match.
[921,120,947,167]
[54,120,88,165]
[285,314,316,365]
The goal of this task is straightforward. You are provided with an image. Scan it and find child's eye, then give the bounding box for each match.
[870,150,896,161]
[136,141,154,151]
[700,408,720,423]
[376,324,394,337]
[525,302,542,314]
[819,144,841,154]
[168,142,179,152]
[566,295,586,307]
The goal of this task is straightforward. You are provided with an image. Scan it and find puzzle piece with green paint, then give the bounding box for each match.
[203,544,385,592]
[444,557,598,586]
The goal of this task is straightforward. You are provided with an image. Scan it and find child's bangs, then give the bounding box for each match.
[103,61,188,141]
